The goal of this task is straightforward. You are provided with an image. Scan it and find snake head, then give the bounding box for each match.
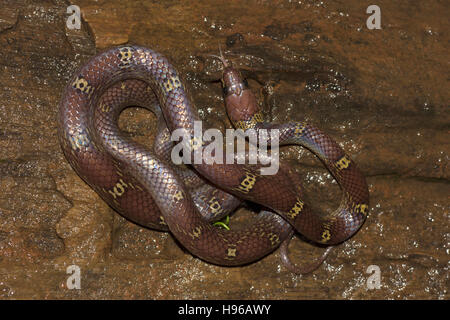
[213,54,260,124]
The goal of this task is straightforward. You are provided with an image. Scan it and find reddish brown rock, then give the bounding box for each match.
[0,0,447,299]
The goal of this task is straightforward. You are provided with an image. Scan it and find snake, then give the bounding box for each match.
[58,45,369,272]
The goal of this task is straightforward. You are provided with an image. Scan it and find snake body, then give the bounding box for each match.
[59,45,369,269]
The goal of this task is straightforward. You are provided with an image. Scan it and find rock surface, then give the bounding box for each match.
[0,0,448,299]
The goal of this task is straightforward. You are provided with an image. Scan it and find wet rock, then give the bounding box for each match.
[0,0,447,299]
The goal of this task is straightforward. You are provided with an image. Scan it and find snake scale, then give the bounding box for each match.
[58,45,369,272]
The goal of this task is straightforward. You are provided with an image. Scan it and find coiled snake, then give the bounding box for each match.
[58,45,369,273]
